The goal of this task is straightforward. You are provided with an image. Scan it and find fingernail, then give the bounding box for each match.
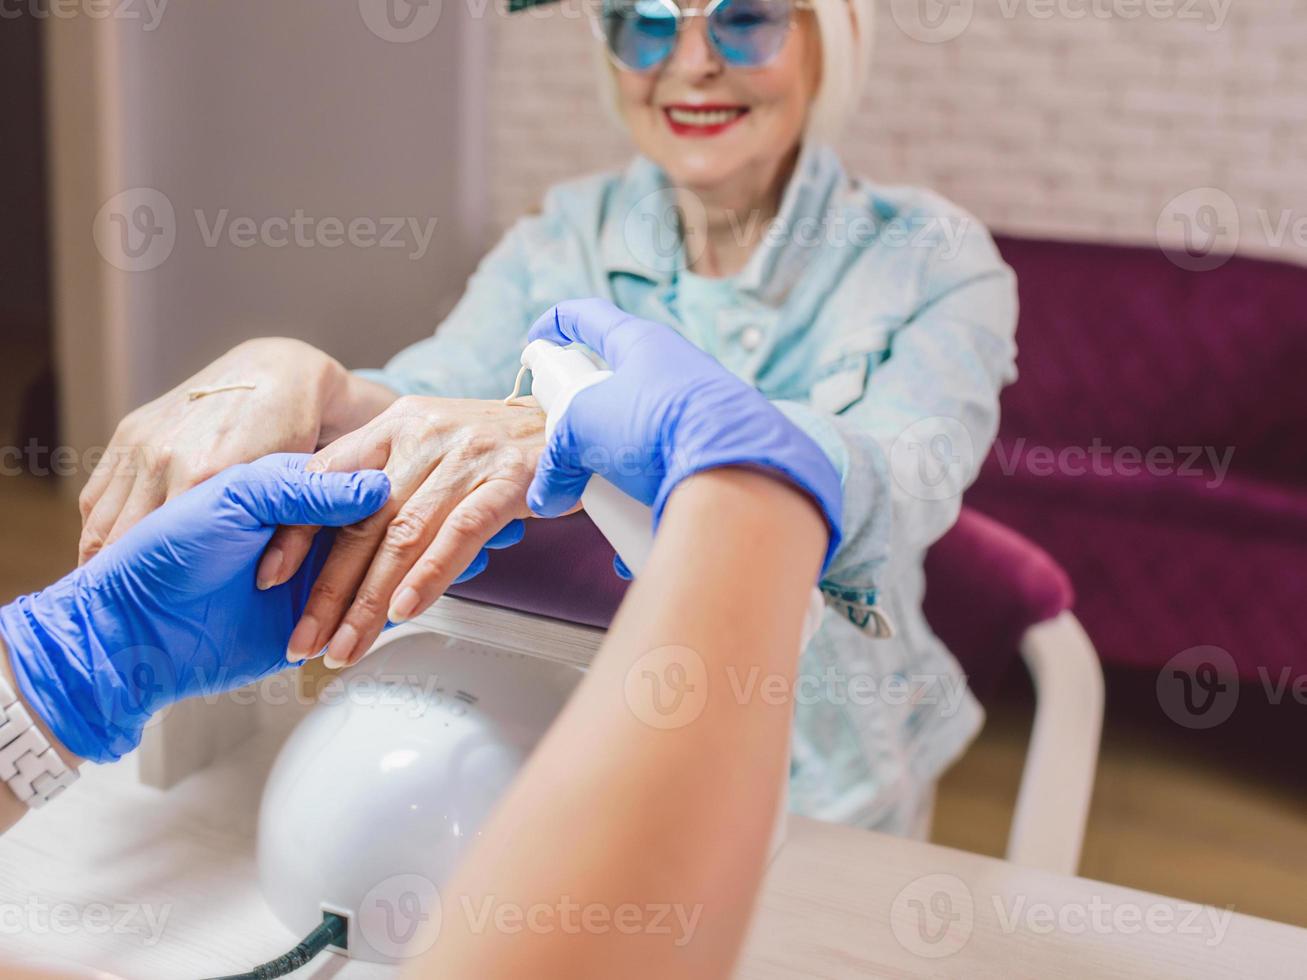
[257,547,284,591]
[389,587,420,624]
[286,614,320,663]
[322,624,359,670]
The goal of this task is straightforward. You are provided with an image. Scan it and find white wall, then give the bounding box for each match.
[50,0,489,445]
[483,0,1306,265]
[44,0,493,782]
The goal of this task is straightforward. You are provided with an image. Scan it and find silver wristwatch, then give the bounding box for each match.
[0,672,78,808]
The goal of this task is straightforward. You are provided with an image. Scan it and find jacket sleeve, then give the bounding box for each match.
[772,218,1018,633]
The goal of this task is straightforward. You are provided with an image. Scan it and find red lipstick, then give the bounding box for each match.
[662,104,749,138]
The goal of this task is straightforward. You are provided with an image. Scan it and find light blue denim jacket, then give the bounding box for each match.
[360,144,1018,831]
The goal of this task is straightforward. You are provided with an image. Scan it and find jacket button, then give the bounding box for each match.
[740,325,764,351]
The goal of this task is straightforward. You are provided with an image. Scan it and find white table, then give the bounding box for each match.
[2,727,1304,979]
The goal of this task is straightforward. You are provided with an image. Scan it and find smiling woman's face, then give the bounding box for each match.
[612,1,821,198]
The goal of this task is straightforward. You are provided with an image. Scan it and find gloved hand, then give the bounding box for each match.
[526,298,843,571]
[0,454,390,764]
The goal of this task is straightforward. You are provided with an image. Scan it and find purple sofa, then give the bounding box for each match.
[450,512,628,629]
[971,236,1307,684]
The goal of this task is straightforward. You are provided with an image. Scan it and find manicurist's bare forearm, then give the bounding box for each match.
[406,468,828,980]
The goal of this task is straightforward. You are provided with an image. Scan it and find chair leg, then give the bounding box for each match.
[1005,611,1104,874]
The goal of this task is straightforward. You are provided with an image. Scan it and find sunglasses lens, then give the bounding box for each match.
[709,0,793,67]
[602,0,679,71]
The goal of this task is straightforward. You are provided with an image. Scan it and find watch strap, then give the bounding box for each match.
[0,672,78,808]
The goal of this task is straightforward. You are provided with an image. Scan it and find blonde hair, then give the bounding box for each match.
[806,0,874,143]
[591,0,874,145]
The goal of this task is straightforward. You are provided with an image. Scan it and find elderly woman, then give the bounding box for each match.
[79,0,1017,833]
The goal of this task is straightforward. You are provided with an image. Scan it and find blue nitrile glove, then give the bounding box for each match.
[0,454,390,764]
[526,298,843,572]
[453,519,526,585]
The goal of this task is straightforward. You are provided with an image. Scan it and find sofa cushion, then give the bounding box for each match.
[993,236,1307,483]
[449,513,628,628]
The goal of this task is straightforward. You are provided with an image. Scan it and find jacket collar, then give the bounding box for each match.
[600,142,846,300]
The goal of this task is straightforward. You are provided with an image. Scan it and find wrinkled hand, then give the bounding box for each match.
[527,298,844,570]
[77,338,352,565]
[0,455,390,764]
[270,396,545,669]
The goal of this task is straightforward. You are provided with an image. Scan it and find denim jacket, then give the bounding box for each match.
[359,144,1019,831]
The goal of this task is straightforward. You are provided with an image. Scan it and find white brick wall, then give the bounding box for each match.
[484,0,1306,266]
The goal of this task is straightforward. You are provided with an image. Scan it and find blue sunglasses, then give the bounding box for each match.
[591,0,813,72]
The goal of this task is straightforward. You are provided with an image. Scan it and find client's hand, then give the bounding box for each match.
[271,396,545,668]
[76,337,394,566]
[527,298,843,570]
[0,455,390,763]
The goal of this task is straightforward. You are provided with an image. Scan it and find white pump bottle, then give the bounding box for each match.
[519,339,656,573]
[519,338,827,640]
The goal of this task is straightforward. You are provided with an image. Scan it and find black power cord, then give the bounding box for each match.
[205,911,348,979]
